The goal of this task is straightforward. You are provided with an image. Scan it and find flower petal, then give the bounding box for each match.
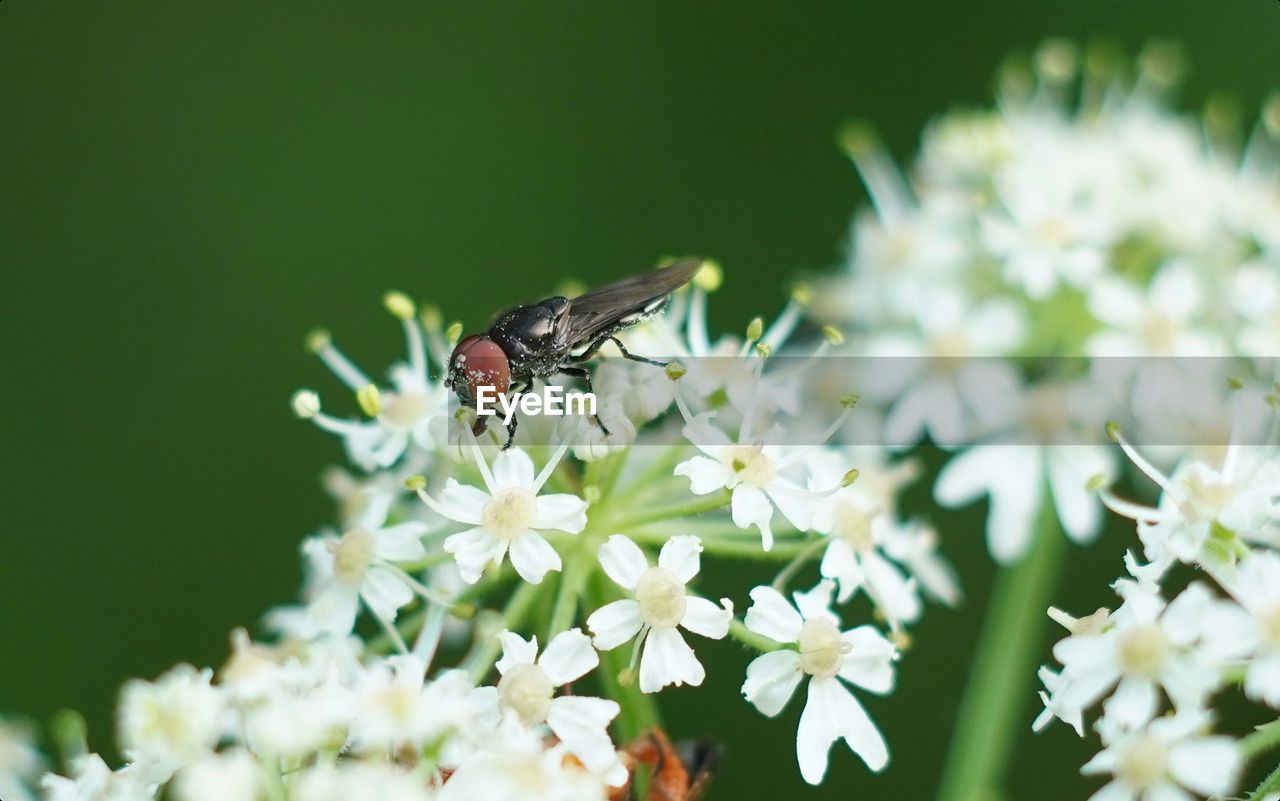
[1167,736,1242,796]
[586,600,644,650]
[375,522,429,562]
[658,536,702,583]
[837,626,896,694]
[674,455,729,495]
[435,479,490,525]
[797,676,888,784]
[359,567,414,622]
[744,586,804,644]
[731,484,774,550]
[639,628,705,693]
[443,527,501,584]
[546,695,626,786]
[741,650,802,717]
[538,628,598,686]
[534,494,588,533]
[491,448,536,489]
[598,535,649,592]
[495,631,539,674]
[508,531,562,584]
[680,596,732,640]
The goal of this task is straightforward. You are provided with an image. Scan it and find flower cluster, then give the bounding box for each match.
[813,39,1280,564]
[26,268,957,800]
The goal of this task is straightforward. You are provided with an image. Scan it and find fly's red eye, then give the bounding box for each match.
[449,335,510,401]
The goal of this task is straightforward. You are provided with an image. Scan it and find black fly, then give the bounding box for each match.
[445,259,703,448]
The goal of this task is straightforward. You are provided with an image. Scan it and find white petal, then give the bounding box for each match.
[508,531,562,584]
[1101,676,1158,729]
[534,494,588,533]
[820,539,863,603]
[744,586,804,643]
[495,631,539,674]
[359,567,414,622]
[309,584,359,635]
[598,535,649,591]
[586,600,644,650]
[435,479,489,525]
[768,480,816,532]
[837,626,896,694]
[731,485,775,550]
[1245,653,1280,706]
[443,527,501,584]
[862,553,922,627]
[741,650,803,717]
[1167,737,1242,796]
[674,455,729,495]
[1047,446,1113,544]
[793,580,839,625]
[680,596,732,640]
[375,522,429,562]
[658,535,702,583]
[538,628,598,686]
[797,676,888,784]
[546,696,625,784]
[639,628,705,692]
[491,447,536,489]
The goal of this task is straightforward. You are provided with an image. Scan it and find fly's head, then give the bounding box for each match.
[446,334,511,432]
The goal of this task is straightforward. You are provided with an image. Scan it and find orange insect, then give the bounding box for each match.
[609,729,722,801]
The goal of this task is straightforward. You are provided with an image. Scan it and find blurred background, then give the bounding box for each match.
[2,3,1277,798]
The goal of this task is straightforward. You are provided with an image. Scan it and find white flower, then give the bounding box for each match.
[0,716,42,801]
[437,721,607,801]
[1081,711,1241,801]
[1203,550,1280,707]
[586,535,732,693]
[41,754,155,801]
[294,297,450,471]
[347,656,469,754]
[292,761,434,801]
[474,629,625,786]
[741,581,896,784]
[1085,263,1223,358]
[242,668,355,758]
[117,664,224,777]
[1100,422,1280,575]
[171,748,262,801]
[809,470,923,628]
[416,445,586,584]
[675,413,817,551]
[300,493,428,635]
[1044,581,1218,731]
[935,443,1116,563]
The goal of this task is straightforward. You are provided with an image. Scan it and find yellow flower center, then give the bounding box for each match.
[832,502,875,552]
[497,663,554,726]
[1116,624,1169,678]
[1117,735,1168,789]
[379,391,431,431]
[723,445,776,487]
[331,528,377,585]
[634,567,688,629]
[482,488,538,540]
[798,618,851,680]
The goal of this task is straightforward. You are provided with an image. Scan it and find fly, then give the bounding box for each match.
[446,259,704,448]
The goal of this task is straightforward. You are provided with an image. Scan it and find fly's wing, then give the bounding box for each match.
[560,259,702,346]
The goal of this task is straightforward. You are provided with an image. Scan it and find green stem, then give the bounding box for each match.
[465,581,544,684]
[589,571,661,741]
[629,528,817,561]
[771,538,830,591]
[547,552,591,638]
[1247,761,1280,801]
[728,618,784,653]
[1244,719,1280,759]
[935,496,1069,801]
[611,489,731,529]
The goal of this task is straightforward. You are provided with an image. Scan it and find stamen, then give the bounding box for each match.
[1106,421,1182,500]
[686,286,712,356]
[307,330,372,391]
[291,390,321,419]
[1098,488,1178,524]
[838,120,912,227]
[533,442,570,493]
[357,384,382,418]
[761,286,809,351]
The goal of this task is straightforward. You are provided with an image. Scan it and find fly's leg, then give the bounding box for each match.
[570,334,668,368]
[502,411,518,450]
[558,366,610,436]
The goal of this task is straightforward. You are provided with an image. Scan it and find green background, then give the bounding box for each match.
[2,3,1276,798]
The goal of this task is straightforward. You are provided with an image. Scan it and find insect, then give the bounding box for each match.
[446,259,703,448]
[610,729,723,801]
